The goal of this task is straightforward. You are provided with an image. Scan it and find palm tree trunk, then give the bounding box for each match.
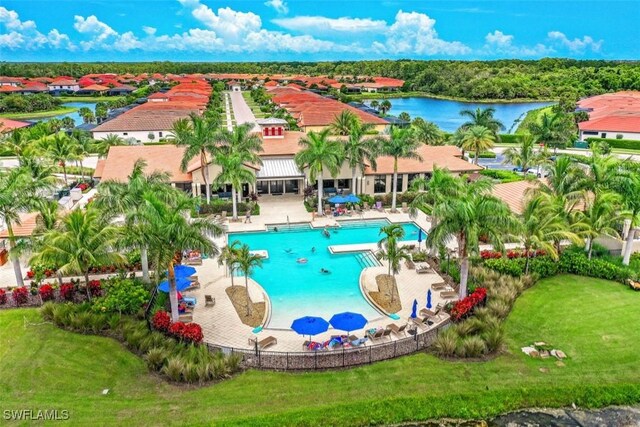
[474,150,479,165]
[391,158,398,212]
[140,246,150,283]
[245,275,251,317]
[80,159,86,181]
[587,239,593,260]
[201,151,211,204]
[317,175,324,216]
[84,271,91,301]
[57,271,63,286]
[459,256,469,300]
[230,266,235,286]
[62,163,68,185]
[231,186,238,220]
[351,167,357,195]
[524,246,531,275]
[7,224,23,287]
[168,262,179,322]
[622,227,638,266]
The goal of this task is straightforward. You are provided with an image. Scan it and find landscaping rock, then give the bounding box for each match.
[521,346,536,356]
[539,367,549,373]
[534,341,546,346]
[552,349,567,359]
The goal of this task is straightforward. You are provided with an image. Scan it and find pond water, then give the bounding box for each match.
[24,102,97,126]
[367,97,553,133]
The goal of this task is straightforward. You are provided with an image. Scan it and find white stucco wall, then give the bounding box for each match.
[92,130,174,142]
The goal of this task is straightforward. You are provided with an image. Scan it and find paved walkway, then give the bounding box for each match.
[228,91,260,132]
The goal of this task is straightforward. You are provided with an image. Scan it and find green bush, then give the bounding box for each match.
[198,200,259,216]
[559,251,632,283]
[477,151,497,159]
[497,134,520,144]
[585,137,640,151]
[93,278,150,314]
[433,327,459,357]
[479,169,524,183]
[411,251,428,262]
[484,258,524,277]
[528,256,560,278]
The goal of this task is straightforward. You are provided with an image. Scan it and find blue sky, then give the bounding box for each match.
[1,0,638,62]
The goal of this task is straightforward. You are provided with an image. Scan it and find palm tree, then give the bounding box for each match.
[33,199,60,234]
[213,154,256,221]
[294,129,343,216]
[218,240,241,285]
[69,129,93,182]
[381,127,423,212]
[330,110,358,136]
[377,224,411,303]
[617,174,640,265]
[379,99,392,115]
[502,134,546,173]
[234,244,264,316]
[43,133,74,185]
[141,191,224,321]
[30,207,125,299]
[172,114,220,203]
[370,100,379,112]
[427,177,518,299]
[459,107,505,139]
[342,121,380,194]
[78,107,95,124]
[527,111,575,152]
[460,125,496,165]
[398,112,411,123]
[1,128,32,159]
[519,193,581,273]
[94,159,180,283]
[95,133,126,158]
[578,191,627,259]
[412,118,444,146]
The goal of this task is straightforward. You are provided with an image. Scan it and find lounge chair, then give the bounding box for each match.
[364,202,370,211]
[402,202,409,213]
[440,290,458,299]
[410,315,434,329]
[366,329,384,340]
[375,201,384,212]
[431,282,448,291]
[324,206,331,216]
[387,323,407,336]
[381,328,392,340]
[405,259,416,270]
[248,336,278,350]
[178,313,193,323]
[184,280,200,291]
[205,295,215,307]
[416,264,434,274]
[184,255,202,266]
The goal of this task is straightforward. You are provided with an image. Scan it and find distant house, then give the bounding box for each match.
[0,76,22,87]
[578,91,640,140]
[107,85,136,96]
[76,84,109,95]
[47,79,80,94]
[0,118,31,134]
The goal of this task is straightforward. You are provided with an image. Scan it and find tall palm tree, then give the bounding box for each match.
[30,207,125,299]
[234,243,264,316]
[427,177,518,299]
[459,107,505,140]
[370,100,379,112]
[460,125,496,165]
[43,133,74,185]
[342,121,380,194]
[294,129,344,216]
[95,133,126,158]
[2,128,32,159]
[172,114,220,203]
[141,191,224,321]
[213,154,256,221]
[381,127,423,212]
[520,193,581,274]
[378,223,406,255]
[502,134,546,173]
[218,240,241,285]
[377,228,411,304]
[330,110,358,136]
[379,99,392,115]
[94,159,180,283]
[616,173,640,265]
[412,118,444,146]
[578,191,627,259]
[69,129,93,182]
[527,111,575,152]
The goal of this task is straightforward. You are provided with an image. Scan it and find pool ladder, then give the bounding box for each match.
[355,251,382,269]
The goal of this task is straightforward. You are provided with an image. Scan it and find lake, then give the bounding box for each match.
[367,97,553,133]
[23,102,97,126]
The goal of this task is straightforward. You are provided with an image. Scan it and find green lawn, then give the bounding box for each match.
[1,275,639,426]
[515,105,555,133]
[0,106,77,120]
[57,96,123,103]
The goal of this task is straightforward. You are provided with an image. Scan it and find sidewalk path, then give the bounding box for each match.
[229,91,260,132]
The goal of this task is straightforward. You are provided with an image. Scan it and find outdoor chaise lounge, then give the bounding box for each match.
[431,282,448,290]
[178,313,193,323]
[205,295,215,307]
[375,201,384,212]
[416,264,434,274]
[387,323,408,336]
[248,336,278,350]
[402,202,409,213]
[440,290,458,299]
[405,259,416,270]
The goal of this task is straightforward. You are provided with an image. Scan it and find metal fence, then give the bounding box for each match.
[206,320,449,371]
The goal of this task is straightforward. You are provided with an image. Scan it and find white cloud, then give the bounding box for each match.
[274,16,386,33]
[184,1,261,39]
[0,7,74,50]
[484,30,550,56]
[73,15,117,41]
[265,0,288,14]
[381,10,470,55]
[485,30,513,47]
[548,31,602,52]
[142,26,157,36]
[74,15,142,51]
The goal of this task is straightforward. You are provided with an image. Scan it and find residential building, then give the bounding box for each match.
[578,91,640,140]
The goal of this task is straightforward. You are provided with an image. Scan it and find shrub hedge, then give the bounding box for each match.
[479,169,524,183]
[585,137,640,151]
[198,200,260,216]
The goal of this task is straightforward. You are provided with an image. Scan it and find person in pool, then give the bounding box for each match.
[320,268,331,274]
[297,258,308,264]
[322,226,330,238]
[284,248,293,254]
[311,247,316,253]
[273,226,279,232]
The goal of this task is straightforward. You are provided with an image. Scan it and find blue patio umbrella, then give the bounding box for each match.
[290,316,329,337]
[328,195,348,204]
[343,194,361,203]
[417,229,423,249]
[426,289,432,310]
[157,276,193,293]
[411,299,418,319]
[329,312,367,333]
[170,265,197,278]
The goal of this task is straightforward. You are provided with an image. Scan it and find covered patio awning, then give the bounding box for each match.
[256,159,304,180]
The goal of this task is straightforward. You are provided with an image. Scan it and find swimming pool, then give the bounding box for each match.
[228,219,425,329]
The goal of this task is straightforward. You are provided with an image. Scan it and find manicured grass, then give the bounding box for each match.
[515,105,554,133]
[0,107,77,120]
[57,96,123,103]
[1,275,639,426]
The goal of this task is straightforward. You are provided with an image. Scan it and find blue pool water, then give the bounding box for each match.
[228,220,424,329]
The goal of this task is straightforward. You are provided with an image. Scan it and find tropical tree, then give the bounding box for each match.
[502,134,546,173]
[342,120,380,194]
[142,191,224,321]
[294,129,343,216]
[2,128,32,159]
[398,112,411,123]
[69,129,93,181]
[30,207,125,299]
[172,114,220,203]
[578,191,627,259]
[379,99,392,115]
[370,100,379,111]
[527,111,575,152]
[94,159,180,283]
[460,125,495,165]
[33,199,60,234]
[218,240,241,285]
[459,107,505,139]
[616,173,640,265]
[95,133,126,158]
[78,107,95,124]
[380,127,423,212]
[213,154,256,221]
[412,118,444,146]
[61,117,75,130]
[43,133,74,185]
[427,177,518,299]
[377,224,411,303]
[234,244,264,316]
[330,110,358,136]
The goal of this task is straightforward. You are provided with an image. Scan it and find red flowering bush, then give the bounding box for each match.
[168,321,186,337]
[88,280,102,297]
[76,183,89,192]
[26,270,35,279]
[480,250,502,260]
[450,287,487,321]
[0,289,6,305]
[152,310,171,332]
[39,284,55,301]
[169,322,203,344]
[60,283,76,301]
[12,287,29,306]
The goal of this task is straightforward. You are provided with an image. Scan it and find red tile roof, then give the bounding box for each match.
[365,145,482,175]
[97,145,192,183]
[0,118,31,133]
[579,115,640,133]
